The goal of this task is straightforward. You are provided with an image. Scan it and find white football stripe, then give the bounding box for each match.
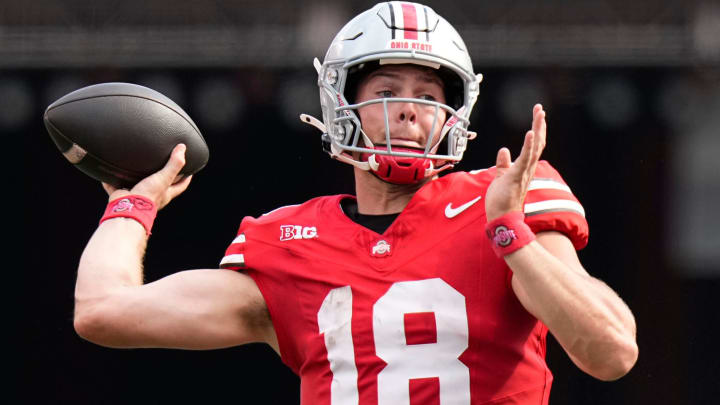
[528,178,572,193]
[232,234,246,244]
[524,199,586,217]
[220,253,245,268]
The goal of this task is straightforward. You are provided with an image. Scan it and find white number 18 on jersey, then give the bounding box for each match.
[317,278,470,405]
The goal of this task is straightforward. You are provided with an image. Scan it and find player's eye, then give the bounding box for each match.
[419,94,437,101]
[377,90,393,98]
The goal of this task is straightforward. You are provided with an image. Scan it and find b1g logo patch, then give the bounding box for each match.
[280,225,318,241]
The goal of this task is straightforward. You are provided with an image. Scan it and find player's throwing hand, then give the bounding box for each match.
[102,143,192,210]
[485,104,547,221]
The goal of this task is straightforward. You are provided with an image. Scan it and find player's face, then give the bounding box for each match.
[355,65,447,151]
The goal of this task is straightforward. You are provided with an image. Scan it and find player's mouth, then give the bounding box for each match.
[386,138,424,149]
[376,143,426,153]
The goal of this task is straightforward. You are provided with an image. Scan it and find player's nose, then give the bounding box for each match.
[395,100,417,124]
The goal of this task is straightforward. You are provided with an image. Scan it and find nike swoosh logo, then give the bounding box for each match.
[445,195,483,218]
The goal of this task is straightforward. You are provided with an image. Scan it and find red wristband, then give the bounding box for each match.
[485,211,536,257]
[100,195,157,235]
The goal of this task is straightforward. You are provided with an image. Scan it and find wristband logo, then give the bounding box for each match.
[132,197,154,210]
[112,198,134,213]
[111,197,154,213]
[491,225,517,247]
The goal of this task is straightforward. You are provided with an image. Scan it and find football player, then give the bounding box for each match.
[73,2,638,404]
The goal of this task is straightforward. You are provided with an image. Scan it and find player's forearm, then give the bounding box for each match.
[506,241,638,380]
[77,218,147,288]
[74,218,147,339]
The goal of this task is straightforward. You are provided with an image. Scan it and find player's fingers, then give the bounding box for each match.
[157,144,187,185]
[521,109,547,191]
[533,103,543,116]
[155,175,192,210]
[102,182,117,195]
[168,175,193,200]
[495,147,512,175]
[532,109,546,158]
[515,130,535,171]
[103,182,133,202]
[172,174,185,184]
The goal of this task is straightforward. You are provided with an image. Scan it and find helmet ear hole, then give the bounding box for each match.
[321,133,332,154]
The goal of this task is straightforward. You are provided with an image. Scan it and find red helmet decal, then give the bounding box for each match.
[400,3,418,39]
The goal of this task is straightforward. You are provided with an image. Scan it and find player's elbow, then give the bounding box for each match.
[586,335,639,381]
[73,296,124,347]
[74,301,107,344]
[607,338,638,381]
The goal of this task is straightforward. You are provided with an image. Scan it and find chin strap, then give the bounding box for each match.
[365,148,432,184]
[299,113,453,184]
[363,147,453,185]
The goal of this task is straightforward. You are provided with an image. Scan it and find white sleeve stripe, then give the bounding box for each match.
[469,168,489,175]
[524,200,586,217]
[261,204,300,217]
[220,254,245,268]
[231,234,246,244]
[528,178,572,193]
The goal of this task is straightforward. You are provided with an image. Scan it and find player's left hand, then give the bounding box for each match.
[485,104,546,222]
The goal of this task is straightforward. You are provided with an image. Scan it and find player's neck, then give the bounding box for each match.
[353,168,428,215]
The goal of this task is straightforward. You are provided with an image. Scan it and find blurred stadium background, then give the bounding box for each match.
[14,0,719,403]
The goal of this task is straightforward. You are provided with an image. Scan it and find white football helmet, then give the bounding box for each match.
[301,1,482,184]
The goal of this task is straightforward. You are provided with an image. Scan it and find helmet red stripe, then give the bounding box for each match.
[401,3,418,39]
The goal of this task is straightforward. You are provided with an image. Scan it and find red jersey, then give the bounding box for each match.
[221,161,588,405]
